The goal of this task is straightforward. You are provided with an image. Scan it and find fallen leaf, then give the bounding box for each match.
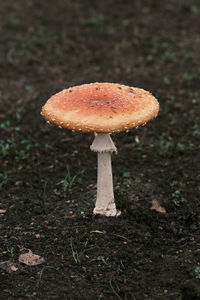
[0,261,18,273]
[150,199,166,214]
[19,251,45,266]
[0,209,6,214]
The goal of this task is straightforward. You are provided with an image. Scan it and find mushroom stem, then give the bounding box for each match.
[95,152,118,216]
[90,133,121,216]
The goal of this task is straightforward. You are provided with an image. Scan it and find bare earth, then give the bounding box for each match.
[0,0,200,299]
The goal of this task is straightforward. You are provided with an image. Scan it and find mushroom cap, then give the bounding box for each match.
[41,82,159,133]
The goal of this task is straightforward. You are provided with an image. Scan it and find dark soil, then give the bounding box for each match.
[0,0,200,299]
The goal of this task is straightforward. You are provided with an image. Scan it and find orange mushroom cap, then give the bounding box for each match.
[41,82,159,133]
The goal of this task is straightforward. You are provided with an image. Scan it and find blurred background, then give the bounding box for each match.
[0,0,200,299]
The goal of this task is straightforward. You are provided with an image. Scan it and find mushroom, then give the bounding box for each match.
[41,82,159,216]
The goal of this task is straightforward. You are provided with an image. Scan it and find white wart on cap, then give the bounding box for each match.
[41,82,159,133]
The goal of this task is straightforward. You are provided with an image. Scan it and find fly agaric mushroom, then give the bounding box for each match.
[41,82,159,216]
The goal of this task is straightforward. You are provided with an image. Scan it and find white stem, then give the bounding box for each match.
[90,133,121,216]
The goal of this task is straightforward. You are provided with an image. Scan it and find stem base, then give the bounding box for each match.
[93,207,121,217]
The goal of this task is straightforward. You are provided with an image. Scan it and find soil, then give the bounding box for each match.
[0,0,200,299]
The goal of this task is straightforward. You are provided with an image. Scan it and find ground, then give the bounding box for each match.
[0,0,200,299]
